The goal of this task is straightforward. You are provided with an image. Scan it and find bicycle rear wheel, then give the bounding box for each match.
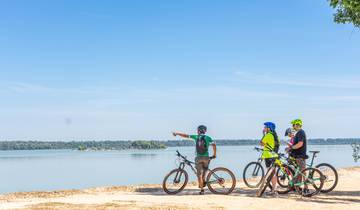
[206,167,236,195]
[294,167,324,197]
[256,166,275,197]
[243,162,264,188]
[162,168,188,195]
[276,166,294,194]
[316,163,338,193]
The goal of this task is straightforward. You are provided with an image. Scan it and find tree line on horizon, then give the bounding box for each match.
[0,138,359,151]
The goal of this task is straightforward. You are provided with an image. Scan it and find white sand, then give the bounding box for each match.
[0,167,359,210]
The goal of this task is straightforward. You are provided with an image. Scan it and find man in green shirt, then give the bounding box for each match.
[173,125,217,195]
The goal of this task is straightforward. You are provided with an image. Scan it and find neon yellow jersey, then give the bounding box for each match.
[261,133,278,159]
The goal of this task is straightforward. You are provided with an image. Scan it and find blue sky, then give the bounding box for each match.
[0,0,359,140]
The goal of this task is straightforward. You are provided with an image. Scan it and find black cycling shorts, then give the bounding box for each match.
[265,158,275,168]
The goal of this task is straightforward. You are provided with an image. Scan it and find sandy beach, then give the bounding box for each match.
[0,167,359,210]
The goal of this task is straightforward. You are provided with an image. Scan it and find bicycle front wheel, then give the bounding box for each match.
[162,168,188,195]
[243,162,264,188]
[294,167,324,197]
[316,163,338,193]
[206,167,236,195]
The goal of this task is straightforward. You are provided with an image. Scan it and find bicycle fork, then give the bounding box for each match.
[252,159,262,176]
[173,162,186,184]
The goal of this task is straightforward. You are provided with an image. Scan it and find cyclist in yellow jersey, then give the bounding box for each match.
[260,122,279,196]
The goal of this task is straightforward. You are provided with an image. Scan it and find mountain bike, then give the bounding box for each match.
[245,147,337,194]
[162,150,236,195]
[243,147,265,188]
[257,149,325,197]
[276,150,338,193]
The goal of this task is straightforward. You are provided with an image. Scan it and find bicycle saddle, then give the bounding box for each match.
[309,151,320,154]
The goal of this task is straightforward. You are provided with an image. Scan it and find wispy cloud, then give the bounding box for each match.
[2,78,360,111]
[2,82,130,95]
[233,71,360,89]
[5,82,54,93]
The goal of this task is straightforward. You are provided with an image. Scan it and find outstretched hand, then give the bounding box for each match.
[172,132,177,137]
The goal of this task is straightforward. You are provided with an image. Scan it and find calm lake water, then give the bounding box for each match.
[0,145,357,194]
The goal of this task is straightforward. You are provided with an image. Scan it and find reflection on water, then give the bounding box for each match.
[0,145,357,194]
[131,153,157,159]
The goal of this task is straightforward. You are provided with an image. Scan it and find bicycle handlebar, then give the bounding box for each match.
[255,145,288,159]
[278,153,286,158]
[176,150,184,158]
[176,150,190,162]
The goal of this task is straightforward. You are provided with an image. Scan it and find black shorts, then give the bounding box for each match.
[265,158,275,168]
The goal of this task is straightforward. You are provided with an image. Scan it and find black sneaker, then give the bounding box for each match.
[266,190,278,197]
[203,181,207,187]
[303,188,310,196]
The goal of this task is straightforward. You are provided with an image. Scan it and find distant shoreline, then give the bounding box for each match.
[0,139,359,151]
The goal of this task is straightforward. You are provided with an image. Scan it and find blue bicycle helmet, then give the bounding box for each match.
[264,122,276,131]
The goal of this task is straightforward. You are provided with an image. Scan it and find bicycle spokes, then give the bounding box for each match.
[207,167,236,195]
[317,164,337,192]
[243,162,264,188]
[294,168,324,197]
[207,178,225,187]
[163,169,189,194]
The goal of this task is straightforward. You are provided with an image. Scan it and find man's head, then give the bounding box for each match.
[197,125,207,134]
[291,119,303,131]
[263,122,276,133]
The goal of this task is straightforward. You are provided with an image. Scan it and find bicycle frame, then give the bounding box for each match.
[307,151,320,167]
[173,151,222,186]
[275,156,321,188]
[172,159,197,184]
[179,160,197,176]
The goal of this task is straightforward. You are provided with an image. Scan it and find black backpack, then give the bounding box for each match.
[196,135,208,155]
[270,131,280,153]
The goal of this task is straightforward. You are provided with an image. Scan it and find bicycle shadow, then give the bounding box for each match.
[309,190,360,204]
[134,187,360,204]
[250,190,360,204]
[135,187,205,196]
[326,190,360,197]
[134,186,258,196]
